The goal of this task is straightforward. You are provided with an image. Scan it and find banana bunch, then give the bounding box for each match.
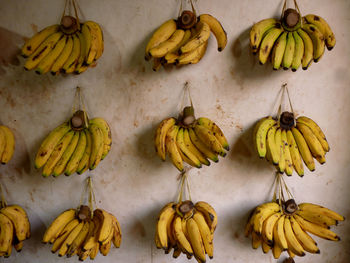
[0,205,31,257]
[245,199,344,259]
[43,205,121,260]
[35,110,111,177]
[155,106,229,172]
[250,8,335,70]
[155,200,217,263]
[145,11,227,71]
[254,112,329,176]
[22,15,103,75]
[0,125,15,165]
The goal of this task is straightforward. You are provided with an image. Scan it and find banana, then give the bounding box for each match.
[62,33,80,73]
[296,209,337,227]
[189,128,218,163]
[304,14,335,50]
[0,206,30,242]
[266,125,279,165]
[198,14,227,51]
[302,24,325,62]
[291,127,315,172]
[74,31,88,74]
[0,129,5,162]
[286,130,304,177]
[155,226,162,249]
[177,128,201,168]
[180,21,210,53]
[275,215,288,250]
[187,218,206,263]
[43,209,76,243]
[294,214,340,241]
[173,215,193,255]
[35,35,67,74]
[67,221,91,257]
[250,18,280,53]
[271,32,287,70]
[261,238,271,254]
[65,131,87,176]
[94,209,113,243]
[275,128,285,173]
[88,124,104,170]
[289,216,319,254]
[165,212,176,253]
[149,29,185,58]
[253,202,280,234]
[194,124,226,157]
[155,118,176,161]
[50,35,74,75]
[0,213,13,252]
[291,31,304,71]
[297,29,313,70]
[177,41,208,65]
[89,243,99,259]
[196,117,229,151]
[83,215,100,251]
[258,27,284,65]
[272,222,283,259]
[42,130,74,177]
[89,118,112,160]
[262,212,282,245]
[53,131,79,176]
[183,128,210,166]
[284,216,305,256]
[22,24,60,57]
[14,240,23,252]
[77,130,92,174]
[282,129,293,176]
[24,32,63,70]
[58,222,84,257]
[298,203,344,221]
[156,202,175,249]
[296,122,325,164]
[194,202,217,233]
[35,122,71,169]
[193,212,213,259]
[0,126,15,164]
[296,116,329,152]
[110,214,122,248]
[152,58,162,71]
[164,30,191,63]
[84,21,104,64]
[165,125,183,172]
[100,225,113,256]
[251,231,261,249]
[51,219,79,253]
[282,32,295,69]
[145,19,177,60]
[255,117,276,158]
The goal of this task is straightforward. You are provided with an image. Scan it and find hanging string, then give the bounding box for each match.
[177,167,193,203]
[284,84,296,124]
[276,84,286,118]
[185,169,192,201]
[0,183,7,208]
[78,176,96,217]
[71,0,80,29]
[190,0,197,17]
[180,81,194,112]
[61,0,70,20]
[177,171,186,203]
[178,0,184,17]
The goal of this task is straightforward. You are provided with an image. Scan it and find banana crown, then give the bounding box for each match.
[35,111,112,177]
[156,200,217,260]
[43,205,121,260]
[254,112,329,176]
[155,106,229,171]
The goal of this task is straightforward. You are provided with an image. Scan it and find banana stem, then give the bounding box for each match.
[72,87,89,128]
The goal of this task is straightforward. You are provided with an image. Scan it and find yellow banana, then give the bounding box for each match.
[193,212,213,259]
[194,124,226,157]
[296,116,329,152]
[266,125,279,165]
[302,24,325,62]
[176,41,208,65]
[89,118,112,160]
[51,219,79,253]
[251,231,261,249]
[196,117,229,151]
[67,221,91,257]
[24,32,63,70]
[43,209,76,243]
[262,212,282,245]
[0,126,15,164]
[0,213,13,253]
[271,31,287,70]
[88,124,104,170]
[156,202,175,249]
[284,216,305,256]
[253,203,280,234]
[286,130,304,176]
[149,29,185,58]
[291,31,304,71]
[275,128,285,173]
[291,127,315,171]
[22,24,59,57]
[296,209,337,227]
[282,32,295,69]
[173,215,193,255]
[177,128,201,168]
[259,27,284,64]
[42,130,74,177]
[35,35,67,74]
[282,129,293,175]
[304,14,335,50]
[165,125,183,172]
[77,130,92,174]
[297,29,313,70]
[62,33,80,73]
[51,36,74,75]
[53,131,79,176]
[58,221,84,257]
[94,209,113,243]
[0,206,30,242]
[272,222,283,259]
[189,128,218,162]
[275,215,288,250]
[154,118,176,161]
[65,130,87,176]
[35,122,71,169]
[180,21,210,53]
[74,31,88,74]
[255,117,276,158]
[183,128,210,166]
[250,18,280,53]
[187,218,206,263]
[298,203,344,221]
[84,21,104,64]
[199,14,227,51]
[194,202,217,233]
